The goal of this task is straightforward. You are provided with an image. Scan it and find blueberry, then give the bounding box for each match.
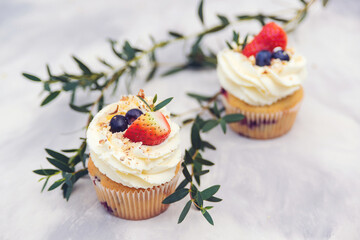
[272,50,290,61]
[125,108,143,124]
[109,115,128,133]
[255,50,272,66]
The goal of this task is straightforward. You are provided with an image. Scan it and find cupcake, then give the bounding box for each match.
[87,90,181,220]
[217,22,306,139]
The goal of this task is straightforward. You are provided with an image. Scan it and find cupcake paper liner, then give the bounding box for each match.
[89,170,180,220]
[222,95,303,139]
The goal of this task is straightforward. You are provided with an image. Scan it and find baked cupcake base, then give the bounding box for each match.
[88,158,181,220]
[222,87,304,139]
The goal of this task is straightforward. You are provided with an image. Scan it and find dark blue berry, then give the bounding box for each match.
[255,50,272,66]
[272,50,290,61]
[109,115,128,133]
[125,108,143,124]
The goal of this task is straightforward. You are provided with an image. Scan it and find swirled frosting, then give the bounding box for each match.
[87,95,181,189]
[217,48,307,106]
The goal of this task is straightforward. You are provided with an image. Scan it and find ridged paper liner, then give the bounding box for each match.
[89,171,180,220]
[222,96,302,139]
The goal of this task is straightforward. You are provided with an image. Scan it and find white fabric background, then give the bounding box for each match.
[1,0,359,239]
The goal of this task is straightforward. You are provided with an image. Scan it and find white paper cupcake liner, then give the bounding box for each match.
[222,95,303,139]
[89,171,180,220]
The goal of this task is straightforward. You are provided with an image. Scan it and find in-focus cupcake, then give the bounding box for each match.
[87,90,181,220]
[217,22,306,139]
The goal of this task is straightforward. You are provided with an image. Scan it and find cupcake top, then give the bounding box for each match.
[87,91,181,189]
[217,22,307,106]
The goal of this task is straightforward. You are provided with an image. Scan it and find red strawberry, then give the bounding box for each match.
[123,112,171,146]
[242,22,287,57]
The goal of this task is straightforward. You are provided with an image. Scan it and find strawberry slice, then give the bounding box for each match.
[242,22,287,57]
[123,112,171,146]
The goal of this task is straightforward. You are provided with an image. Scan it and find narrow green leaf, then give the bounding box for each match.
[322,0,329,7]
[176,178,189,191]
[161,65,187,77]
[61,149,79,153]
[162,188,189,204]
[195,157,214,166]
[202,119,219,132]
[69,103,90,113]
[41,91,61,106]
[62,174,73,201]
[202,141,216,150]
[98,95,104,111]
[33,169,59,176]
[146,66,157,82]
[201,185,220,200]
[195,190,203,207]
[190,184,198,199]
[38,177,46,182]
[242,34,249,50]
[48,178,65,191]
[182,163,192,182]
[63,82,78,91]
[44,82,51,92]
[52,76,68,82]
[46,65,52,77]
[23,73,41,82]
[182,118,194,125]
[202,25,227,35]
[202,210,214,225]
[204,206,213,210]
[109,39,125,60]
[70,88,76,104]
[191,36,203,54]
[198,0,204,25]
[41,177,50,192]
[220,119,227,134]
[184,150,194,164]
[237,15,253,21]
[153,97,173,111]
[232,31,240,44]
[194,170,209,176]
[222,113,244,123]
[123,41,136,60]
[187,93,212,102]
[45,149,69,163]
[191,123,201,150]
[206,196,222,202]
[73,169,88,182]
[268,16,289,23]
[137,96,152,110]
[217,14,229,25]
[152,94,158,104]
[225,41,233,50]
[98,58,114,69]
[63,183,73,201]
[169,31,184,38]
[72,56,92,75]
[178,200,192,224]
[47,158,74,173]
[256,15,265,26]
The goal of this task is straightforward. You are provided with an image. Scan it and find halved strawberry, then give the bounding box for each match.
[242,22,287,57]
[123,112,171,146]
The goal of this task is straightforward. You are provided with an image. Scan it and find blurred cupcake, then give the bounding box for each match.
[217,22,306,139]
[87,90,181,220]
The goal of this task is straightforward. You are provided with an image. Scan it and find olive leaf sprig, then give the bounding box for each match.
[137,94,173,112]
[161,91,244,225]
[26,0,328,222]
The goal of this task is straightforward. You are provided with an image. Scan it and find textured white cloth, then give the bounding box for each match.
[0,0,359,239]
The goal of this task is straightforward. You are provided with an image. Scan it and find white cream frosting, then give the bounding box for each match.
[217,48,307,106]
[87,95,181,189]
